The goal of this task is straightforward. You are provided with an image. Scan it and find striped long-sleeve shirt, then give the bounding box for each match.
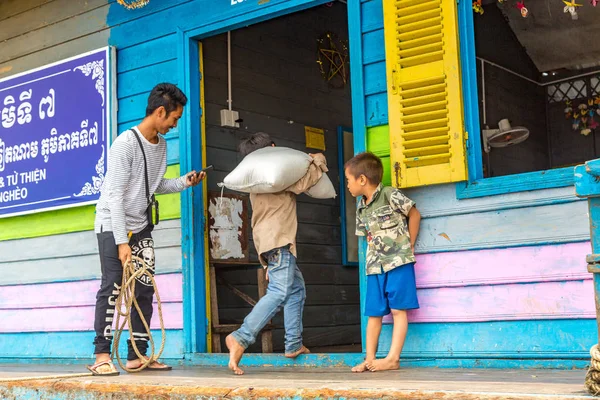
[94,127,188,244]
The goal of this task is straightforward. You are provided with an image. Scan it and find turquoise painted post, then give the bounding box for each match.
[575,159,600,341]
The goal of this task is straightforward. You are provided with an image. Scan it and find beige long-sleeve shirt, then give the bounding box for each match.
[250,154,328,266]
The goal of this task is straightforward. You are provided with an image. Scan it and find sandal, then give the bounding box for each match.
[126,357,172,372]
[86,360,120,376]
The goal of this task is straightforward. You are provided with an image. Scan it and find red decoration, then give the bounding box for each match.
[516,1,529,17]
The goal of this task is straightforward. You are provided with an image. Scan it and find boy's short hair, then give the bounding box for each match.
[238,132,275,156]
[146,83,188,117]
[344,152,384,185]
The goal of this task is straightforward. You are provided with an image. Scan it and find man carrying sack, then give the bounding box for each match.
[87,83,206,376]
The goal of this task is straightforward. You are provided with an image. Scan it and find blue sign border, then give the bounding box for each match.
[0,46,116,218]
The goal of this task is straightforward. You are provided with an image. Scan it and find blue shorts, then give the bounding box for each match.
[365,263,419,317]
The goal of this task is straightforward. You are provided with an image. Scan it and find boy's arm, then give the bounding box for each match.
[390,189,420,251]
[286,153,328,195]
[407,206,421,251]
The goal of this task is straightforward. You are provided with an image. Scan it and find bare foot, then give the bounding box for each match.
[285,345,310,359]
[351,360,371,373]
[366,358,399,372]
[226,334,245,375]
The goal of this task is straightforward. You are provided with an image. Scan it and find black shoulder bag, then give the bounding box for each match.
[131,129,160,228]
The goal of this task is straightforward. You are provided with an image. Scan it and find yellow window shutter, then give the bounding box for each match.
[383,0,467,188]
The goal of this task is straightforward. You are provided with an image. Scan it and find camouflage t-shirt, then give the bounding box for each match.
[356,184,416,275]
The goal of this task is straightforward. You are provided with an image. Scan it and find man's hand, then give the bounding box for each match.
[118,243,132,267]
[186,171,206,187]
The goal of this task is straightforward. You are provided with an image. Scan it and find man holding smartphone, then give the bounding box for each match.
[87,83,206,376]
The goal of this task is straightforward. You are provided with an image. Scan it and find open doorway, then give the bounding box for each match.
[199,2,360,353]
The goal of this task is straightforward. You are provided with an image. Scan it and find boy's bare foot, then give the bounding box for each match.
[366,358,399,372]
[285,345,310,359]
[226,334,245,375]
[351,360,372,373]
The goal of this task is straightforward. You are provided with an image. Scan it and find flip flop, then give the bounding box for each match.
[127,359,172,372]
[145,363,173,372]
[86,360,120,376]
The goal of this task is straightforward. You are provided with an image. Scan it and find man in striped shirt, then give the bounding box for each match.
[87,83,205,376]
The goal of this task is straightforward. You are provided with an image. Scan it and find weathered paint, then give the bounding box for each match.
[0,330,184,360]
[0,319,593,369]
[385,279,594,324]
[0,303,182,333]
[0,274,182,309]
[388,319,596,364]
[414,242,589,288]
[2,243,592,333]
[0,219,182,286]
[0,0,594,370]
[574,160,600,346]
[0,165,183,242]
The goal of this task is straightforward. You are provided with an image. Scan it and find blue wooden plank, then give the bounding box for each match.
[456,167,575,200]
[365,93,388,127]
[107,0,194,33]
[458,0,483,182]
[116,34,177,73]
[117,92,149,124]
[414,200,588,253]
[363,61,387,96]
[349,0,369,348]
[362,29,385,65]
[117,59,177,100]
[377,319,596,365]
[0,330,184,360]
[407,182,581,219]
[361,0,383,34]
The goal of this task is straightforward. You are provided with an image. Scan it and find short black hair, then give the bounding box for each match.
[238,132,275,157]
[145,83,188,117]
[344,152,384,185]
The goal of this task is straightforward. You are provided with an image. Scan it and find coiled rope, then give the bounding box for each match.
[586,344,600,395]
[0,255,165,382]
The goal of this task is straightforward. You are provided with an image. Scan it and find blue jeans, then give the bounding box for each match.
[232,246,306,354]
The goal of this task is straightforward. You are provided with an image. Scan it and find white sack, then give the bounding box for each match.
[306,172,337,199]
[221,146,311,193]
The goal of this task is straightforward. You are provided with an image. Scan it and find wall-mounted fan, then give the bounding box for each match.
[482,119,530,153]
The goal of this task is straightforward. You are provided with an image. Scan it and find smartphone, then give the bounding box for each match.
[196,165,213,177]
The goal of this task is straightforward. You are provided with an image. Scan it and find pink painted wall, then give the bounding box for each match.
[1,242,592,331]
[0,274,183,333]
[381,242,592,324]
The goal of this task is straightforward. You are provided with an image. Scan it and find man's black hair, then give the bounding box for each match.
[238,132,275,156]
[145,83,188,117]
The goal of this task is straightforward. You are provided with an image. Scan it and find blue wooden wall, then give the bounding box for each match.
[355,0,595,368]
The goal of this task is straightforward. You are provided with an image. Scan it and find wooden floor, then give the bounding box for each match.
[0,364,594,399]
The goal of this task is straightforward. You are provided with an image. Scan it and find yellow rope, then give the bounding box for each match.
[586,344,600,396]
[0,256,165,382]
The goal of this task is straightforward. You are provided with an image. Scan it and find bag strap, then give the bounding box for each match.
[130,129,152,205]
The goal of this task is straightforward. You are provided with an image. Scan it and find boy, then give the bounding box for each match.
[344,152,421,372]
[225,132,327,375]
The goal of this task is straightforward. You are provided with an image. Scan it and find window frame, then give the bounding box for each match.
[455,0,575,200]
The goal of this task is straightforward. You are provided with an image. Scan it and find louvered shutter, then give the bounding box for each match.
[383,0,468,188]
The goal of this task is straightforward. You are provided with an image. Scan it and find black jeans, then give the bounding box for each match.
[93,226,156,361]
